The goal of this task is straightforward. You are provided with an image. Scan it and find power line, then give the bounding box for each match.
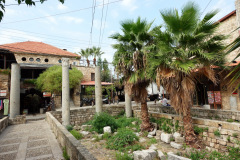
[101,0,110,44]
[98,0,105,47]
[1,0,123,25]
[3,1,41,6]
[89,0,97,47]
[201,0,213,16]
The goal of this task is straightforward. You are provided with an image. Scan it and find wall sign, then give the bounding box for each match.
[0,90,7,96]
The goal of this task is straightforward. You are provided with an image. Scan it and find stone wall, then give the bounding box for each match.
[0,117,8,134]
[76,66,95,82]
[0,73,10,99]
[133,110,240,152]
[50,105,125,126]
[46,112,96,160]
[14,53,79,66]
[132,104,240,121]
[8,115,26,125]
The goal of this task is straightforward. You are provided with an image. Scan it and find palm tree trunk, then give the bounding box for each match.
[183,105,197,145]
[87,59,90,67]
[93,58,96,66]
[140,100,153,131]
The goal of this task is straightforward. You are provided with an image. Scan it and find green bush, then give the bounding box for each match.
[92,112,119,133]
[66,125,73,131]
[116,116,140,128]
[70,130,83,140]
[63,147,70,160]
[194,126,208,135]
[227,119,234,122]
[214,130,221,137]
[103,132,111,140]
[115,152,133,160]
[148,138,157,145]
[233,133,238,138]
[106,128,139,151]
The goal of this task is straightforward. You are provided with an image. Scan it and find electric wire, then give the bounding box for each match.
[98,0,105,47]
[101,0,109,44]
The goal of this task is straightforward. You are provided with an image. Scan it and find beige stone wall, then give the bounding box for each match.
[76,66,95,82]
[216,14,240,61]
[14,53,79,66]
[0,73,10,99]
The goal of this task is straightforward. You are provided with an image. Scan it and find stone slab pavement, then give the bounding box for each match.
[0,120,63,160]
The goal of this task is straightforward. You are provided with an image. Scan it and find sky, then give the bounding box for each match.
[0,0,237,65]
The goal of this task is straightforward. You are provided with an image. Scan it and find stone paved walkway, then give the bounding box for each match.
[0,120,63,160]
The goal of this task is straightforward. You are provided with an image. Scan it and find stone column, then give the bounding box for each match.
[125,91,132,117]
[10,63,20,119]
[95,66,102,113]
[62,58,70,126]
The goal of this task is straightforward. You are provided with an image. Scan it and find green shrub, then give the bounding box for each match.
[214,130,221,137]
[103,132,111,140]
[106,128,139,151]
[227,136,231,142]
[66,125,73,131]
[92,112,119,133]
[70,130,83,140]
[126,144,144,152]
[227,119,234,123]
[116,116,138,128]
[63,147,70,160]
[115,152,133,160]
[233,133,238,138]
[114,110,125,119]
[161,122,172,133]
[142,131,148,137]
[175,120,180,131]
[194,126,208,135]
[148,138,157,145]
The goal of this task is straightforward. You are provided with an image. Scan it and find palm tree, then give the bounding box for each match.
[85,48,92,67]
[79,49,87,66]
[147,2,226,146]
[111,17,154,131]
[92,46,104,66]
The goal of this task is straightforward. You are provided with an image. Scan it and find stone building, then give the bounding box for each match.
[0,41,95,115]
[193,0,240,111]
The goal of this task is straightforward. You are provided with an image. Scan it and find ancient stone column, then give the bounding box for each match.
[10,63,20,119]
[95,66,102,113]
[125,92,132,117]
[62,58,70,126]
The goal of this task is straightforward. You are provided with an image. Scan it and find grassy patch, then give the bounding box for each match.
[70,130,83,140]
[63,147,70,160]
[115,152,133,160]
[214,130,221,137]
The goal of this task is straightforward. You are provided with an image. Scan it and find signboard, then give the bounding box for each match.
[0,90,7,96]
[214,91,221,103]
[43,92,51,97]
[207,91,214,104]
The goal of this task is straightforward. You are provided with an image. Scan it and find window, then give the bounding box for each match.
[91,73,95,81]
[22,57,26,61]
[29,58,34,61]
[36,58,40,62]
[73,62,76,65]
[58,59,62,63]
[44,58,49,62]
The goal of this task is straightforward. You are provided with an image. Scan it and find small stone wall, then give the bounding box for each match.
[8,115,26,125]
[134,110,240,152]
[0,117,8,134]
[51,105,125,126]
[46,112,96,160]
[133,104,240,121]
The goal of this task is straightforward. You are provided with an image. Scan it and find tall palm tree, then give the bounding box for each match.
[111,17,154,131]
[147,2,226,146]
[79,49,87,66]
[92,46,104,66]
[85,48,92,67]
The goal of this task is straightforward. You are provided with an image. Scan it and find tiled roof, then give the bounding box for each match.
[218,10,236,22]
[0,41,80,57]
[81,81,113,86]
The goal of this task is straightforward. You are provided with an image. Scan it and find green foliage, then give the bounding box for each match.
[115,152,133,160]
[142,131,148,137]
[36,65,83,93]
[115,116,140,129]
[186,149,208,160]
[63,147,70,160]
[23,79,36,85]
[66,125,73,131]
[85,86,95,95]
[92,112,118,134]
[227,136,231,142]
[0,69,11,75]
[148,138,157,145]
[227,119,234,122]
[233,133,238,138]
[70,130,83,140]
[102,132,111,140]
[106,128,139,151]
[214,130,221,137]
[194,126,208,135]
[114,110,125,119]
[175,120,180,131]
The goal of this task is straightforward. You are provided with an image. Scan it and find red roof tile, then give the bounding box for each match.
[218,10,236,22]
[0,41,80,57]
[81,81,113,86]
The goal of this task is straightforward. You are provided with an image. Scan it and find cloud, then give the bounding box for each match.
[57,4,68,10]
[0,29,44,44]
[61,16,83,24]
[121,0,138,12]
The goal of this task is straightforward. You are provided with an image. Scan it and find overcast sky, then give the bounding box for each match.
[0,0,237,63]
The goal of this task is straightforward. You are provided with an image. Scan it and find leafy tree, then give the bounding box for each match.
[110,17,154,131]
[0,0,64,22]
[36,65,83,93]
[147,2,226,145]
[102,58,111,82]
